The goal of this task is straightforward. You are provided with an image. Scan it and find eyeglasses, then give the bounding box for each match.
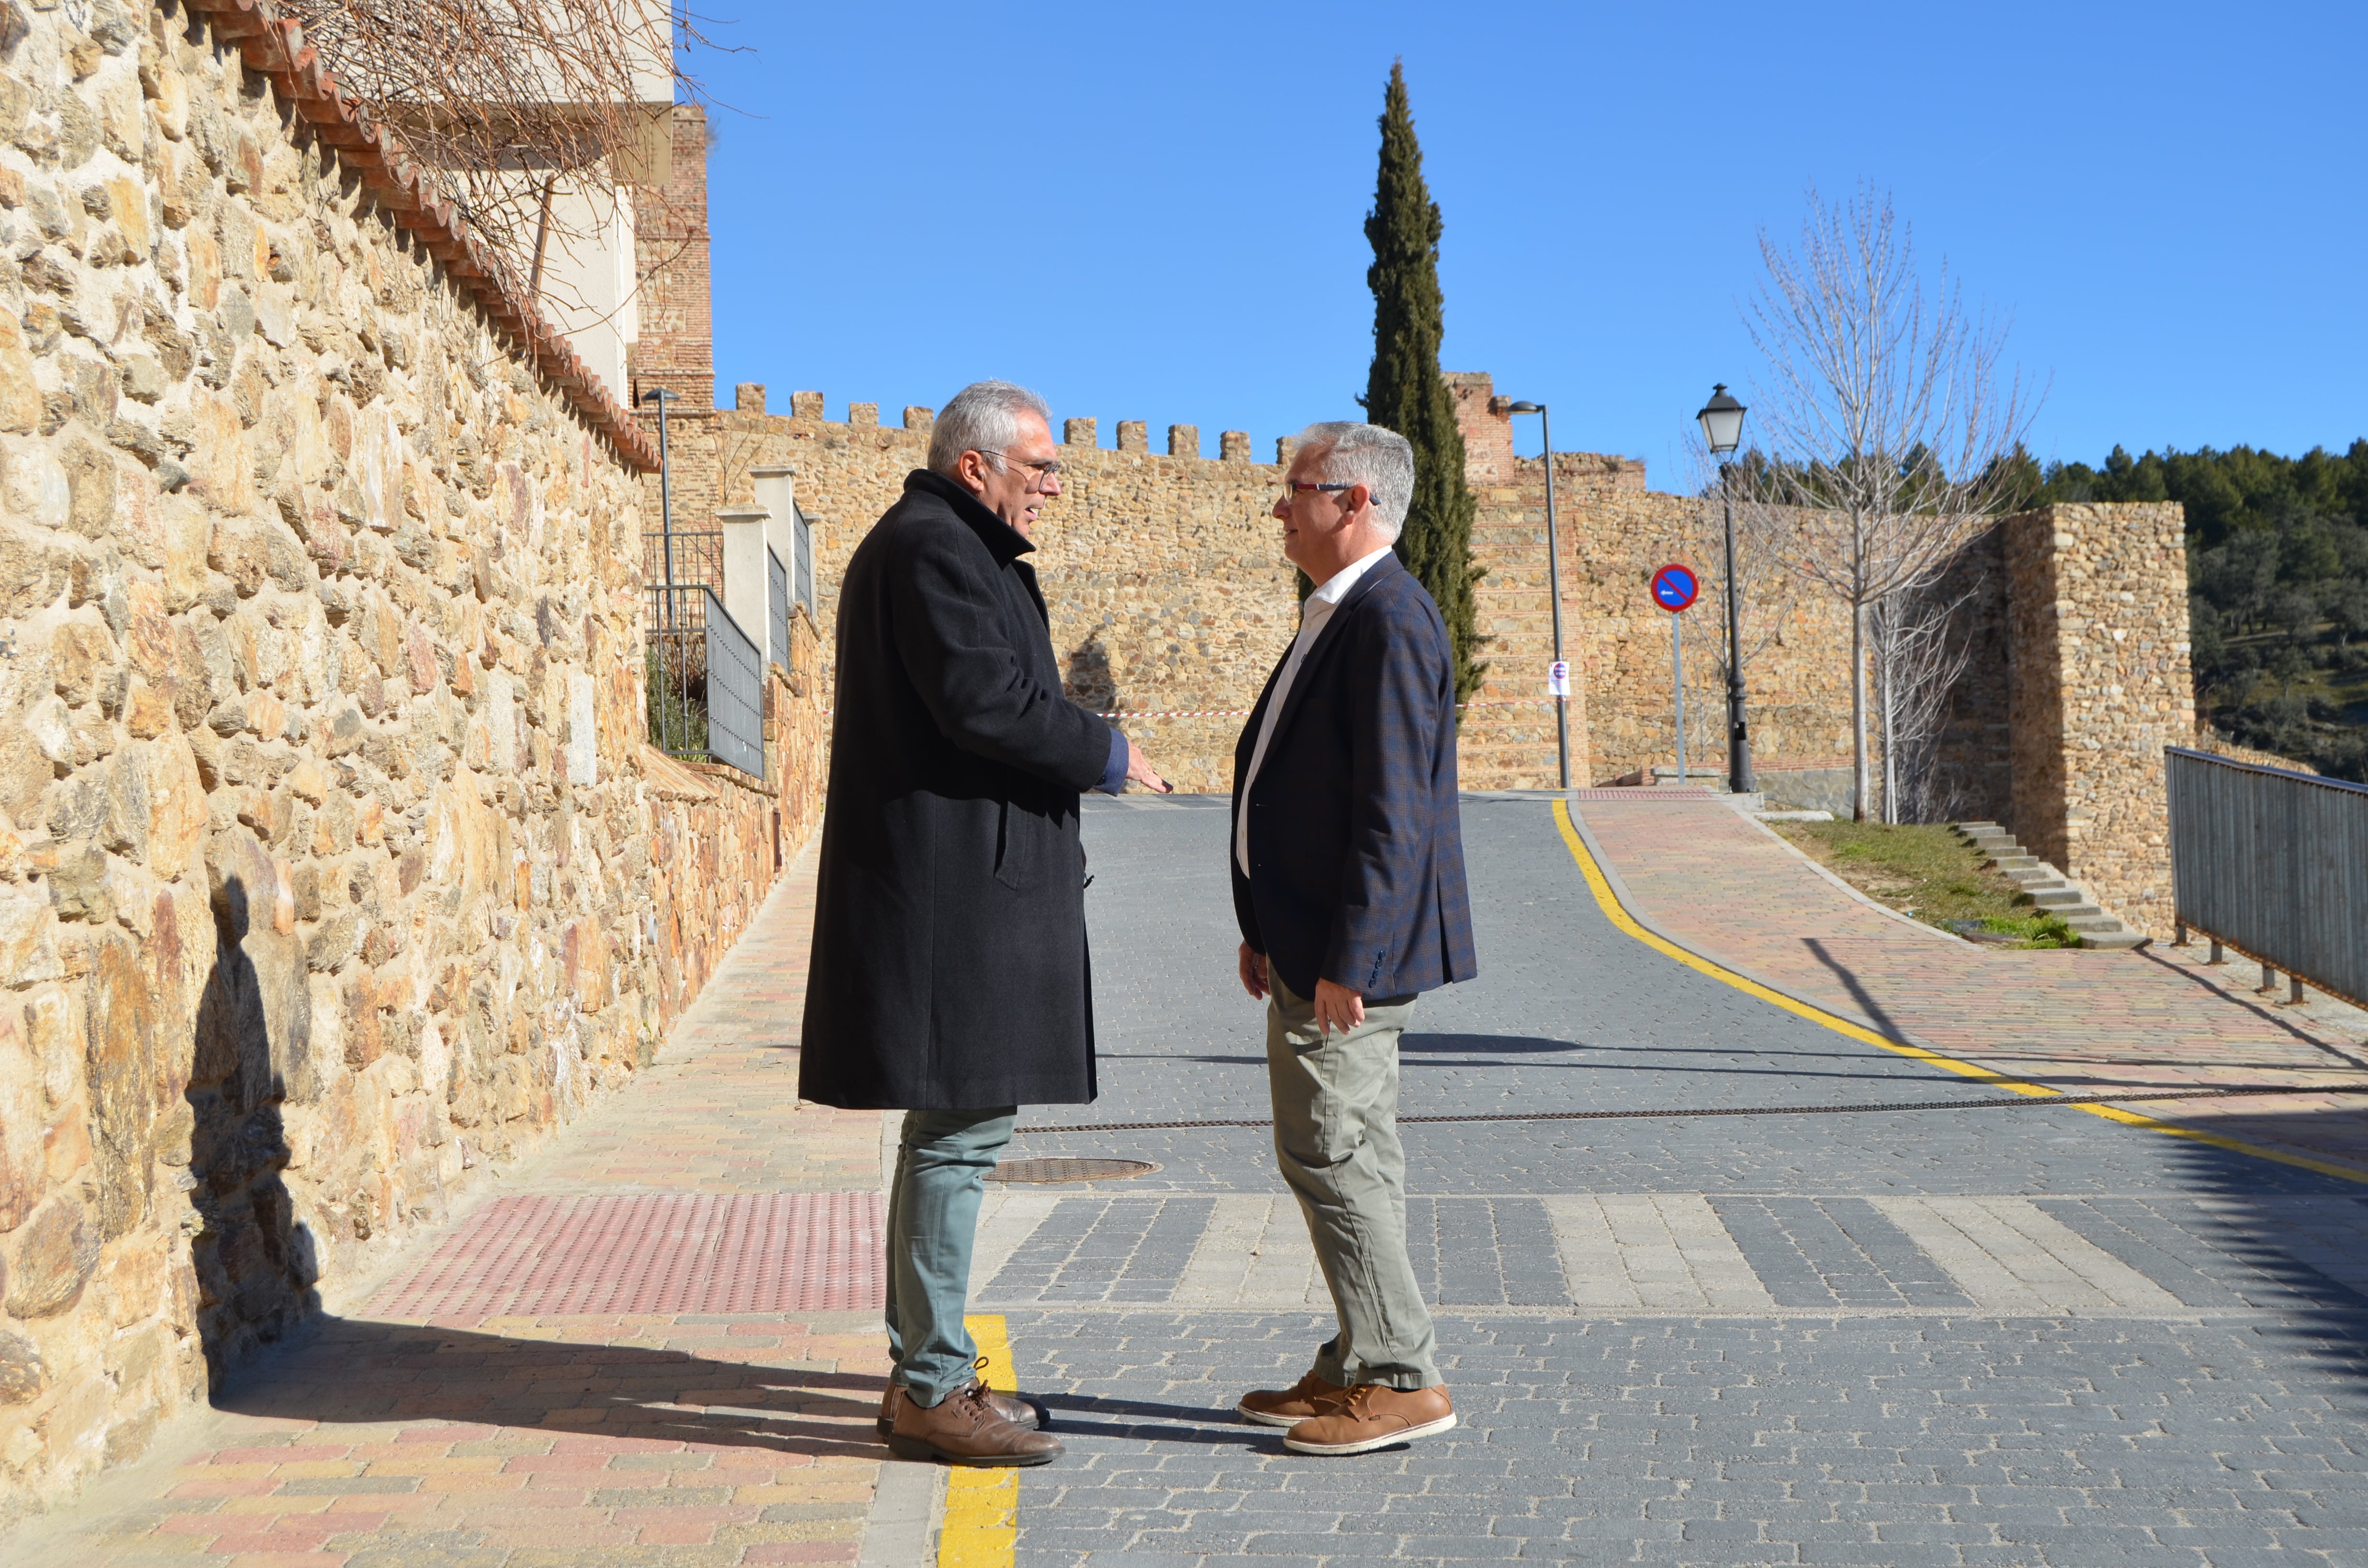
[1279,481,1352,502]
[980,450,1063,487]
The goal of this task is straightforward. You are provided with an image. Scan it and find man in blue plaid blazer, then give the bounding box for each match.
[1227,421,1478,1457]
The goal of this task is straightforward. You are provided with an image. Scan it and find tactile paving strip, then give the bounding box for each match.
[368,1191,885,1321]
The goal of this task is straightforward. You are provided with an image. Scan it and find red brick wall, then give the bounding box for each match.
[629,106,715,415]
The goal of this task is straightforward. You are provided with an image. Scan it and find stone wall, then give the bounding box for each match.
[2002,503,2193,933]
[675,392,1878,795]
[1448,377,1865,787]
[0,5,822,1522]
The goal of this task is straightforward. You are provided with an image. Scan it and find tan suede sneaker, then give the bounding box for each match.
[886,1381,1062,1467]
[1235,1370,1349,1428]
[878,1380,1041,1438]
[1283,1384,1456,1456]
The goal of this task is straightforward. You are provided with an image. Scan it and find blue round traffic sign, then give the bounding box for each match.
[1651,563,1699,613]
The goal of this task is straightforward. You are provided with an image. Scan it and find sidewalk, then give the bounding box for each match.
[1574,792,2368,1179]
[14,851,900,1567]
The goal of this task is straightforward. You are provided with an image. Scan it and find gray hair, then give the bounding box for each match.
[1296,421,1415,540]
[928,380,1053,477]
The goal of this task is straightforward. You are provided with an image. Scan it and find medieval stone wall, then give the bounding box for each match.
[0,7,823,1521]
[1448,378,1865,788]
[681,389,1885,795]
[2002,503,2193,933]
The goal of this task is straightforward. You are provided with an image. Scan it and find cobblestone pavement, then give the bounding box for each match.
[983,794,2368,1566]
[11,848,901,1568]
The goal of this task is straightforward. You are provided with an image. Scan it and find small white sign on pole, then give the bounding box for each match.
[1546,660,1570,698]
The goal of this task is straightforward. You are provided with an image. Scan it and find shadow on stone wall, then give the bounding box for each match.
[1064,634,1117,715]
[187,872,320,1386]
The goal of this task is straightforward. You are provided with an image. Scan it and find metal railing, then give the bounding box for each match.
[643,530,723,599]
[793,506,814,612]
[2166,746,2368,1007]
[767,543,790,673]
[646,583,765,779]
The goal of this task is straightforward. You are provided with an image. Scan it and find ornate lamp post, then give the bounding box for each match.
[1695,384,1753,795]
[1505,401,1568,789]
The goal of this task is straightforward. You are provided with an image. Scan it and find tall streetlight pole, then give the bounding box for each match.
[638,386,677,630]
[1505,402,1568,789]
[1695,384,1753,796]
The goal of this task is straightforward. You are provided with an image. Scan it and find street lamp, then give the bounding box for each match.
[639,386,678,629]
[1505,401,1568,789]
[1694,383,1753,796]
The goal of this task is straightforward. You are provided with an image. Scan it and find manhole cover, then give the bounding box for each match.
[987,1158,1160,1184]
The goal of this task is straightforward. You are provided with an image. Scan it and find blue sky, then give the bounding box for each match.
[694,2,2365,487]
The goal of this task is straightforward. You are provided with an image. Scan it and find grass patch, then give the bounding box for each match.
[1770,821,2081,949]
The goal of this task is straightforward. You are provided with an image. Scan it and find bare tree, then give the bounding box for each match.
[1744,184,2035,820]
[1870,576,1980,823]
[284,0,714,321]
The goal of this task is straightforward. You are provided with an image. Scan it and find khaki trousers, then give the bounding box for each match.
[1265,974,1442,1390]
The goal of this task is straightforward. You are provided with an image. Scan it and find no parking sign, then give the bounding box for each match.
[1651,563,1700,613]
[1651,564,1699,786]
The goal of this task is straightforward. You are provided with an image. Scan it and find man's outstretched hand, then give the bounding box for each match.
[1237,942,1268,1001]
[1125,738,1172,794]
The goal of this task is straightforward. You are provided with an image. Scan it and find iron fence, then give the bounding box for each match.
[2166,746,2368,1006]
[642,530,723,602]
[767,543,790,673]
[646,583,766,779]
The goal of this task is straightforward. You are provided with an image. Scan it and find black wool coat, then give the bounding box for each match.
[799,469,1115,1111]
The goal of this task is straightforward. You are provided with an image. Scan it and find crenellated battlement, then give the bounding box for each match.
[740,385,1281,465]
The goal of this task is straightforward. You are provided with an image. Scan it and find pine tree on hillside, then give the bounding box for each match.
[1363,60,1485,704]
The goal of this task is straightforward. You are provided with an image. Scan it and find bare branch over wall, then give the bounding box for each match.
[284,0,711,306]
[1743,182,2038,819]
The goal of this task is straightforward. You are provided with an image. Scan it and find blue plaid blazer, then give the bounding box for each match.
[1229,551,1478,1001]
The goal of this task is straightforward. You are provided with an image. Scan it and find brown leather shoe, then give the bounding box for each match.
[1235,1370,1348,1428]
[878,1381,1041,1437]
[887,1381,1062,1467]
[1283,1384,1456,1455]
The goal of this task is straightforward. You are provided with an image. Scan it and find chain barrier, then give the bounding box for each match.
[1013,1080,2368,1137]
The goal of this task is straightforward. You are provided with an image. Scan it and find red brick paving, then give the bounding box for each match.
[370,1192,886,1319]
[1578,795,2368,1177]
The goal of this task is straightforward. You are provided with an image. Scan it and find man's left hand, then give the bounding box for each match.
[1312,979,1365,1036]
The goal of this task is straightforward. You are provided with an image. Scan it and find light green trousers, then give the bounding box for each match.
[1265,974,1442,1391]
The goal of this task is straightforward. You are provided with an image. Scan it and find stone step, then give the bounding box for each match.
[1987,855,2040,872]
[1955,821,2002,834]
[2078,930,2149,951]
[2063,914,2124,932]
[2029,888,2087,908]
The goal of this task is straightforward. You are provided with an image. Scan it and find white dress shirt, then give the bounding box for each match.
[1235,545,1396,878]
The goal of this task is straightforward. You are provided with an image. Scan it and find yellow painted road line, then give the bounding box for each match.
[1552,798,2368,1187]
[937,1314,1019,1568]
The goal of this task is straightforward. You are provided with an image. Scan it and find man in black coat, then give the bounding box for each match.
[1228,421,1478,1457]
[800,380,1168,1466]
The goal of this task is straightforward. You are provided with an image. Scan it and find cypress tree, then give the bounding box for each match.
[1363,61,1485,703]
